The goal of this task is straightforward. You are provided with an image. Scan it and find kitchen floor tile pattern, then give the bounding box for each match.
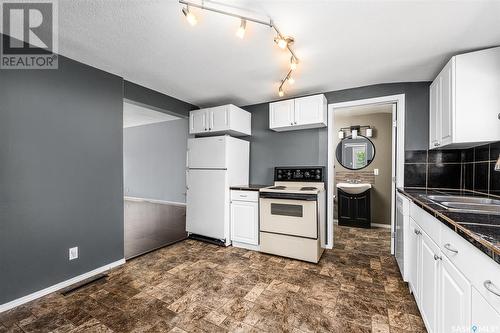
[0,226,426,333]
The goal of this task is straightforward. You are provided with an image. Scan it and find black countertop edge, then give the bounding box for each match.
[397,188,500,265]
[230,185,270,191]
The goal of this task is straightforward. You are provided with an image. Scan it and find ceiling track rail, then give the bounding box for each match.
[178,0,299,96]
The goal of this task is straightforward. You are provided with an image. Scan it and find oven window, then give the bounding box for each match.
[270,203,303,217]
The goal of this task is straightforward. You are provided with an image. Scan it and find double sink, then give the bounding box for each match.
[422,195,500,215]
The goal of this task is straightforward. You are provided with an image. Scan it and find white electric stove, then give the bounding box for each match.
[259,167,326,263]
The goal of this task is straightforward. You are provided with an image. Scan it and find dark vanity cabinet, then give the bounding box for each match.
[338,188,371,228]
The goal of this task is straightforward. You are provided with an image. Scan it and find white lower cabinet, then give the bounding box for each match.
[408,218,421,300]
[419,231,440,332]
[472,287,500,333]
[439,254,471,333]
[408,202,499,333]
[230,190,259,250]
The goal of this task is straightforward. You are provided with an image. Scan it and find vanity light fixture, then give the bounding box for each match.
[178,0,299,97]
[182,5,197,26]
[236,19,246,39]
[338,125,373,139]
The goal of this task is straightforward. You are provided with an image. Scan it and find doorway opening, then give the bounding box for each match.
[327,95,405,254]
[122,100,188,259]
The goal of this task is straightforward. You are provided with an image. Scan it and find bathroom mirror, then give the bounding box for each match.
[336,135,375,170]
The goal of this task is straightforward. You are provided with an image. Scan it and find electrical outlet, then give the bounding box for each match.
[69,247,78,260]
[374,169,379,176]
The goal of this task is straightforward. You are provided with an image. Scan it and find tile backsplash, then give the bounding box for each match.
[404,141,500,196]
[335,171,376,185]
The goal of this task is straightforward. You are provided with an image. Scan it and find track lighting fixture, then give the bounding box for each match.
[178,0,300,96]
[236,19,246,39]
[182,5,197,26]
[274,36,294,50]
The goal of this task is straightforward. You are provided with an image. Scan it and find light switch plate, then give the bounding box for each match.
[374,169,379,176]
[69,247,78,260]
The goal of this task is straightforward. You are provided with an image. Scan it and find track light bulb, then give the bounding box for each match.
[278,87,284,97]
[274,36,294,50]
[182,6,197,26]
[236,19,246,39]
[277,38,287,49]
[290,57,298,70]
[288,76,295,85]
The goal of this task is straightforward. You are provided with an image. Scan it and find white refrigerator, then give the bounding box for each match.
[186,135,249,245]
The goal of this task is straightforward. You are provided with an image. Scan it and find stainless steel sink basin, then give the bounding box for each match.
[426,195,500,205]
[440,202,500,215]
[421,195,500,215]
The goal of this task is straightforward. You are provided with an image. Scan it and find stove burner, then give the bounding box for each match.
[269,186,286,190]
[301,187,317,191]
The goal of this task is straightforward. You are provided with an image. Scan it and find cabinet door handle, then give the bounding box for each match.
[239,194,248,198]
[290,122,294,125]
[444,243,458,254]
[433,254,442,261]
[484,280,500,297]
[434,142,440,147]
[414,229,421,235]
[294,121,297,125]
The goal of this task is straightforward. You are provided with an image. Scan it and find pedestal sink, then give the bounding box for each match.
[336,182,372,194]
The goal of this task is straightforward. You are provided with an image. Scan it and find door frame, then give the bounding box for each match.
[327,94,405,253]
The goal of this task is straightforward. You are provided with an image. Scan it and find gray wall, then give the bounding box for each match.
[243,82,430,184]
[0,55,124,304]
[0,35,196,305]
[124,119,189,203]
[124,81,198,118]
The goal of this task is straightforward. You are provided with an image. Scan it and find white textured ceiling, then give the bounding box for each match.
[123,102,179,128]
[53,0,500,107]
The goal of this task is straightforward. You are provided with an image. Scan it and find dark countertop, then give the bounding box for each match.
[398,188,500,264]
[230,185,270,191]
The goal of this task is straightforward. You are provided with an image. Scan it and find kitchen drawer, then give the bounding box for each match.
[410,202,441,245]
[231,190,259,202]
[440,224,500,313]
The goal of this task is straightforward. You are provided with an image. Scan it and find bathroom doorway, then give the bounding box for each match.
[327,95,405,254]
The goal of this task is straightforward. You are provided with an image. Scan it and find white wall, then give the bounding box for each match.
[123,119,188,203]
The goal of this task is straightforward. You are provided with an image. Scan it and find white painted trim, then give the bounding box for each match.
[0,259,125,313]
[124,196,186,207]
[372,223,392,229]
[328,94,405,255]
[231,241,260,251]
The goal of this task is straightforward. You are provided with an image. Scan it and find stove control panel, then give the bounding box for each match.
[274,167,324,182]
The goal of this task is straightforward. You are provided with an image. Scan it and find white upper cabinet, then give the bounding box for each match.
[269,99,294,129]
[269,94,327,131]
[189,104,251,137]
[429,46,500,149]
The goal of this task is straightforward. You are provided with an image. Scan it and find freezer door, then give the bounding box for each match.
[186,169,228,240]
[187,136,227,169]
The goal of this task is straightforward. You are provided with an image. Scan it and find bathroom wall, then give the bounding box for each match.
[404,141,500,196]
[334,112,393,225]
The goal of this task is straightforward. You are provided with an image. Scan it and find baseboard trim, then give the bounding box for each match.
[231,241,260,251]
[0,259,125,313]
[372,223,391,229]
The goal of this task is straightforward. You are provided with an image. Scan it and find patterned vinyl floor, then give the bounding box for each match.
[0,225,426,333]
